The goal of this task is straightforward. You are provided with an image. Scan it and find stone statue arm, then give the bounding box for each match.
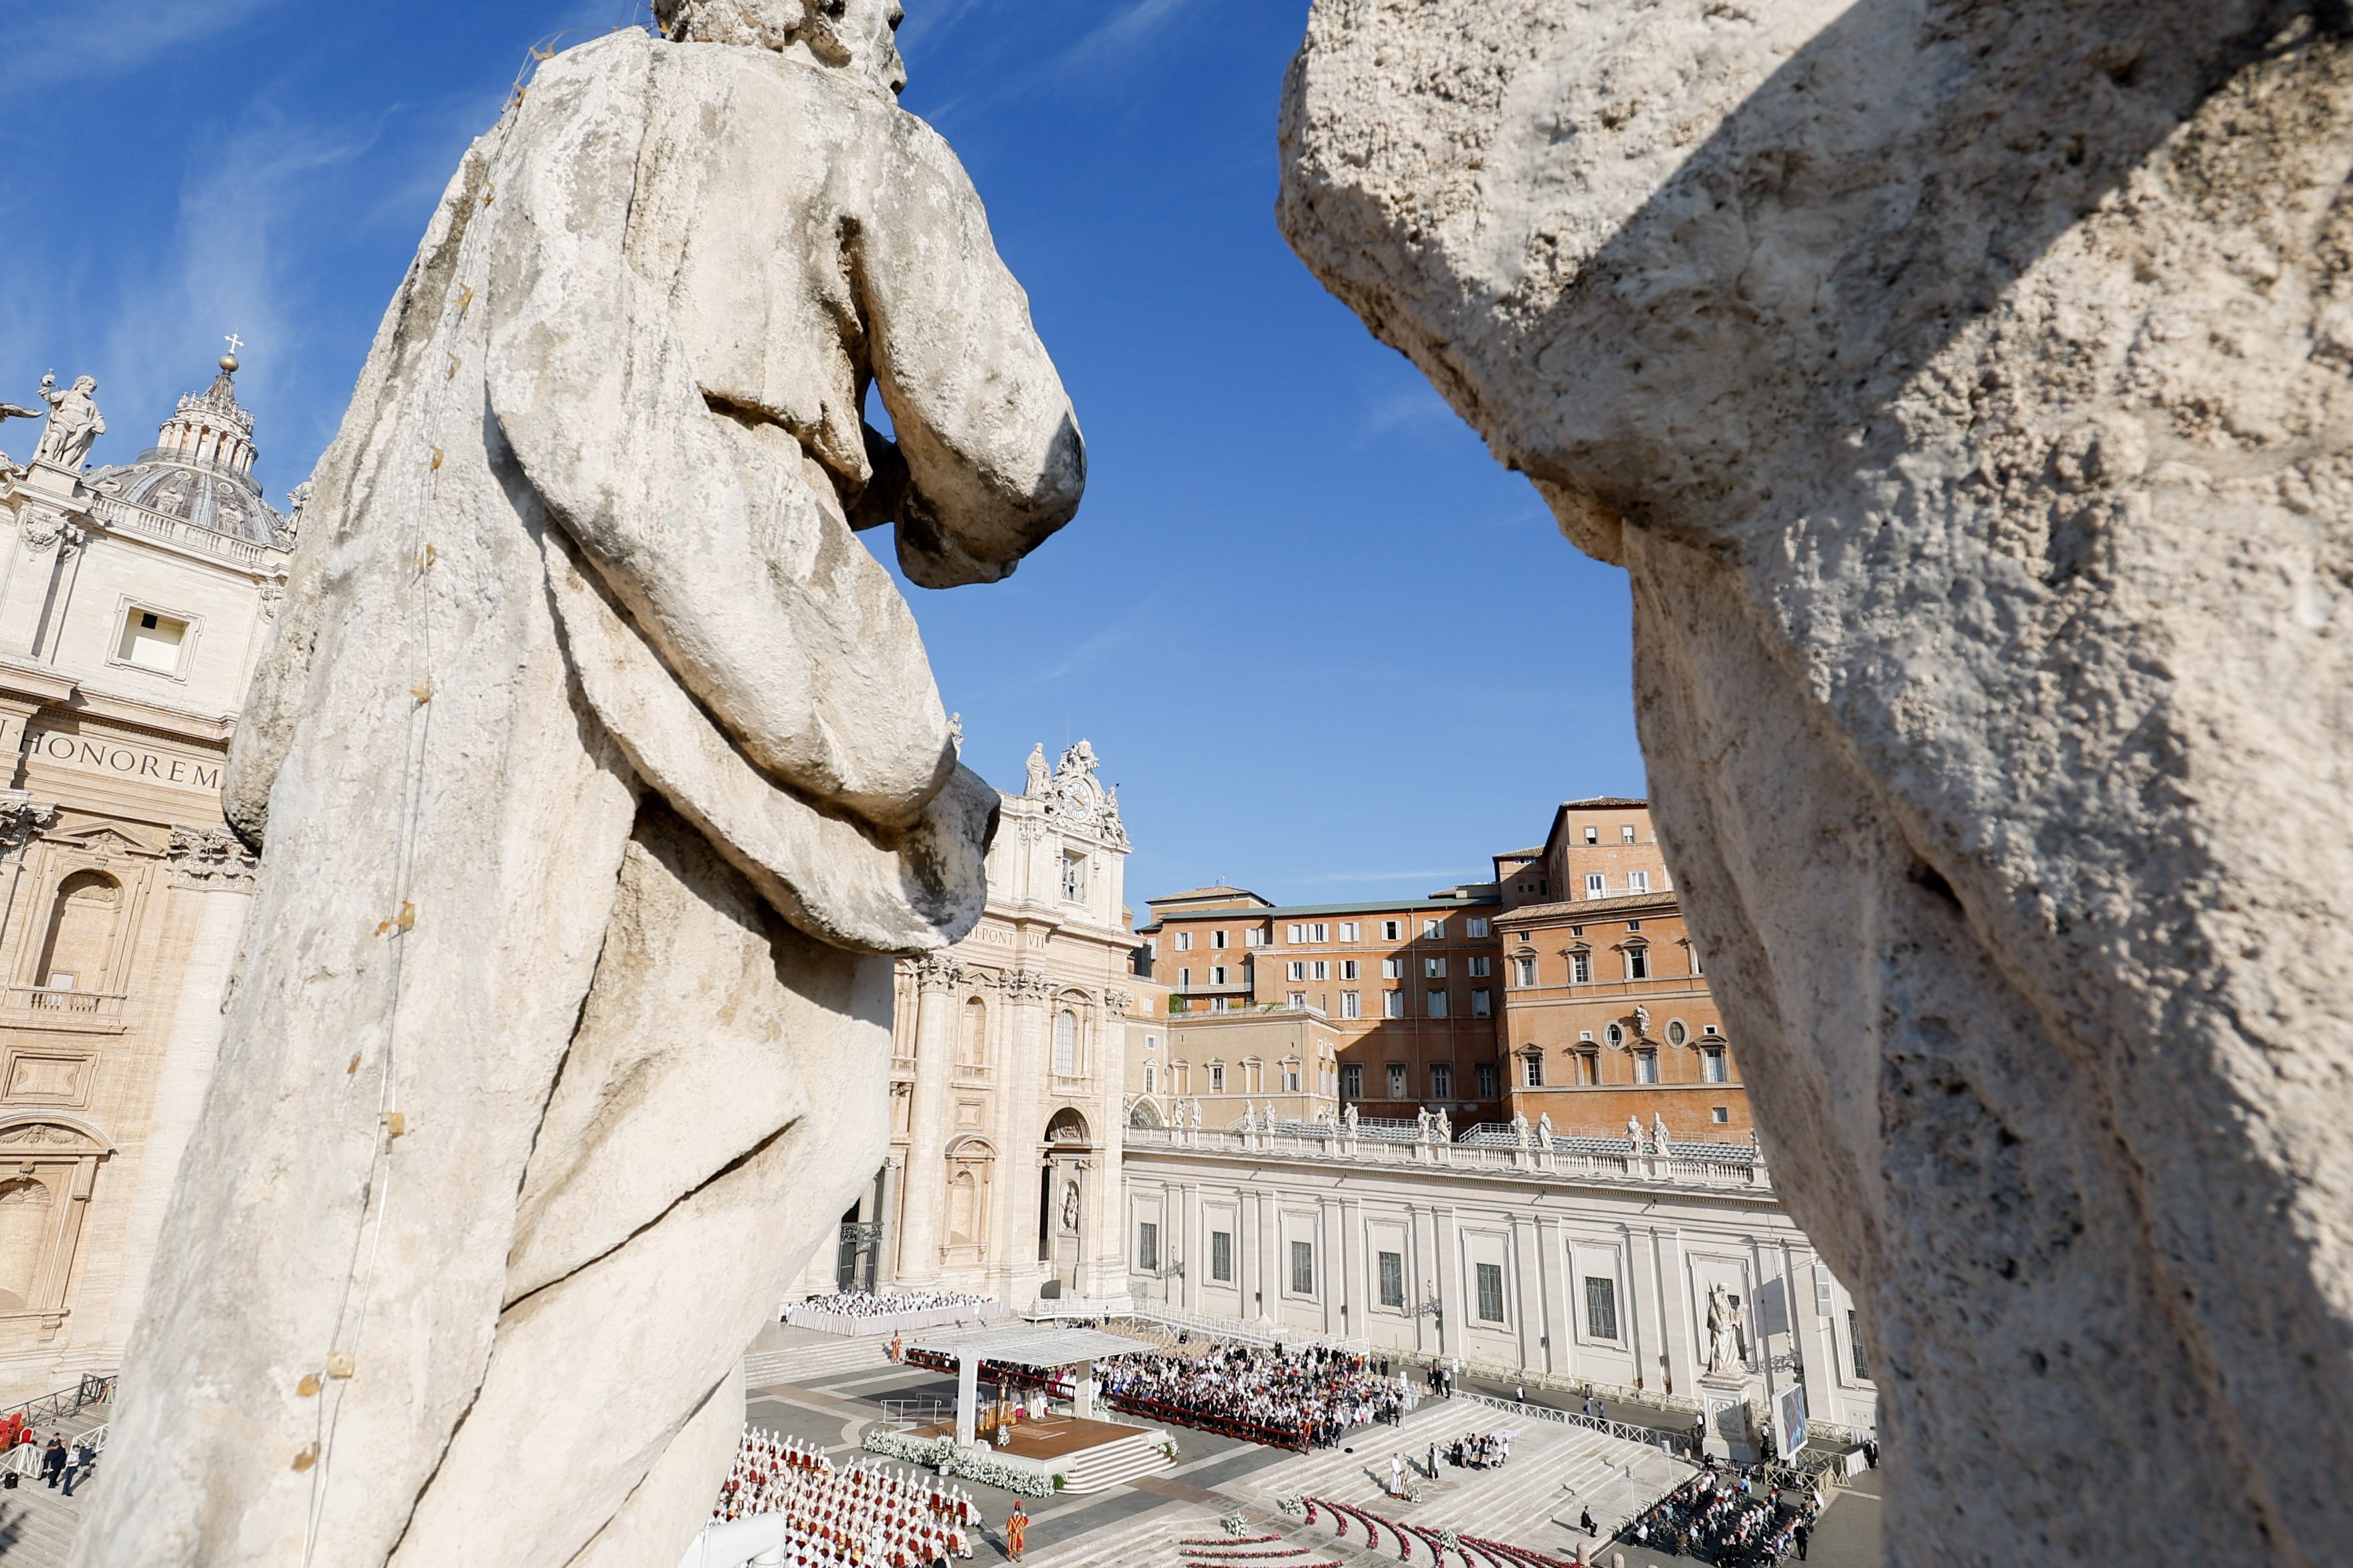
[484,41,955,832]
[854,114,1086,590]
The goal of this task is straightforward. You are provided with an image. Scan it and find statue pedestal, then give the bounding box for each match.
[1698,1371,1759,1464]
[20,461,80,501]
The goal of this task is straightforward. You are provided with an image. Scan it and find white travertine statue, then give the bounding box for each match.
[32,372,104,469]
[76,4,1082,1566]
[1279,0,2353,1559]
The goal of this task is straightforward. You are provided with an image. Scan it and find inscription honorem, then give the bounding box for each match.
[21,730,221,790]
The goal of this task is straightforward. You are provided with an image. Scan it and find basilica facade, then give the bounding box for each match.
[0,356,292,1399]
[789,741,1162,1307]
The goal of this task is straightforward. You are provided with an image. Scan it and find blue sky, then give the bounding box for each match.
[0,0,1645,909]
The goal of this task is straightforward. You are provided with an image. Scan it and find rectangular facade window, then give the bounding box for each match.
[1173,1062,1189,1093]
[1571,953,1592,984]
[1212,966,1229,984]
[1431,1064,1452,1098]
[1470,988,1491,1016]
[1621,825,1637,843]
[1585,873,1607,897]
[1284,1062,1302,1092]
[1522,1054,1544,1088]
[1627,947,1650,980]
[1312,960,1330,981]
[1209,1064,1225,1092]
[1628,870,1650,894]
[1290,1240,1314,1295]
[1423,918,1445,939]
[1514,956,1538,988]
[1576,1052,1598,1086]
[1179,968,1192,986]
[1339,921,1360,941]
[1635,1050,1659,1085]
[1475,1063,1498,1097]
[1426,989,1448,1018]
[1387,1062,1407,1097]
[1584,826,1599,845]
[1288,991,1307,1009]
[1288,961,1307,982]
[1378,1250,1405,1307]
[1176,931,1194,951]
[1061,852,1088,902]
[1340,990,1361,1020]
[1211,1230,1234,1282]
[117,608,190,674]
[1342,1062,1363,1098]
[1585,1276,1619,1341]
[1466,917,1490,937]
[1712,1106,1730,1123]
[1340,960,1359,980]
[1423,956,1447,978]
[1690,943,1704,975]
[1287,923,1304,943]
[1381,920,1401,940]
[1381,958,1405,980]
[1245,928,1268,947]
[1702,1046,1728,1083]
[1212,929,1229,949]
[1310,922,1330,942]
[1383,990,1405,1019]
[1467,956,1490,978]
[1138,1222,1160,1272]
[1475,1262,1506,1323]
[1850,1309,1871,1381]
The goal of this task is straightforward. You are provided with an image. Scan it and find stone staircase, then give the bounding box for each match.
[1056,1426,1174,1493]
[744,1332,893,1391]
[0,1402,114,1568]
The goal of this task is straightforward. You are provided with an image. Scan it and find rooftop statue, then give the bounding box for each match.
[78,4,1082,1566]
[31,372,103,469]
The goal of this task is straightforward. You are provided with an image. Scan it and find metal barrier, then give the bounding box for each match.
[1457,1389,1694,1457]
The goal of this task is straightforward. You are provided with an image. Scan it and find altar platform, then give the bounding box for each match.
[914,1414,1172,1493]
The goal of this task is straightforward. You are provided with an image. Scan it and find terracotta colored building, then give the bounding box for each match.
[1135,887,1507,1125]
[1497,798,1749,1143]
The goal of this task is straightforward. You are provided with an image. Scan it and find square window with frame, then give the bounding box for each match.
[1475,1262,1506,1323]
[1584,873,1607,897]
[1175,931,1194,952]
[1340,959,1359,980]
[116,606,190,675]
[1424,956,1447,978]
[1584,1276,1619,1340]
[1425,988,1448,1018]
[1381,920,1402,941]
[1339,921,1360,941]
[1466,917,1490,937]
[1288,991,1307,1009]
[1312,960,1329,981]
[1378,1250,1405,1308]
[1381,958,1405,980]
[1423,918,1445,939]
[1470,988,1491,1017]
[1467,955,1490,978]
[1383,990,1405,1018]
[1288,961,1307,982]
[1212,929,1229,949]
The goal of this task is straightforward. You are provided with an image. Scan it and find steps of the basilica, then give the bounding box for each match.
[744,1329,894,1391]
[0,1404,115,1568]
[1054,1426,1175,1493]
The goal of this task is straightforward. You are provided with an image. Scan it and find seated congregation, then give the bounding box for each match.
[797,1289,993,1320]
[1620,1468,1819,1566]
[713,1428,979,1567]
[1095,1342,1417,1451]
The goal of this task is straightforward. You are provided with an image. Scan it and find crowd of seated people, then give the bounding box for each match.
[712,1428,977,1567]
[795,1289,993,1319]
[1094,1343,1417,1452]
[1620,1468,1819,1565]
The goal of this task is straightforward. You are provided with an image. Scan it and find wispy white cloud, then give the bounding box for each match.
[1059,0,1194,70]
[1028,590,1166,685]
[0,0,286,92]
[1356,380,1464,445]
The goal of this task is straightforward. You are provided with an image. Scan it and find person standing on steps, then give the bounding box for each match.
[41,1434,64,1488]
[60,1438,88,1497]
[1389,1452,1406,1496]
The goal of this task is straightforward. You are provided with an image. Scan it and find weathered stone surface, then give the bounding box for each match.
[1282,3,2353,1563]
[76,8,1080,1565]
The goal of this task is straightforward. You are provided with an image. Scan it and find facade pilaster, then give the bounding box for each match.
[991,966,1051,1301]
[1536,1214,1568,1379]
[92,827,255,1363]
[894,958,962,1285]
[1655,1226,1695,1400]
[1434,1203,1460,1357]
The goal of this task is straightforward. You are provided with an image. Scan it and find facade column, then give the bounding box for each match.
[876,1155,902,1292]
[1510,1214,1540,1373]
[1655,1227,1696,1401]
[95,828,254,1361]
[1625,1226,1656,1396]
[1536,1215,1569,1379]
[1318,1197,1340,1336]
[994,967,1051,1301]
[1407,1203,1433,1358]
[896,958,962,1286]
[1089,988,1135,1299]
[1434,1204,1461,1359]
[1340,1195,1366,1345]
[1182,1182,1204,1312]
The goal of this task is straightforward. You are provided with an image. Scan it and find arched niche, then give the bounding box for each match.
[0,1115,114,1320]
[35,870,124,992]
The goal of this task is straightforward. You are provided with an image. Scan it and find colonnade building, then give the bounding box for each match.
[0,358,292,1399]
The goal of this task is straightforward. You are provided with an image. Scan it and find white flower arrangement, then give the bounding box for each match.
[1275,1496,1306,1521]
[862,1429,958,1468]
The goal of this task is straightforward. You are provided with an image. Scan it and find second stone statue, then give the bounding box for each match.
[73,3,1084,1565]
